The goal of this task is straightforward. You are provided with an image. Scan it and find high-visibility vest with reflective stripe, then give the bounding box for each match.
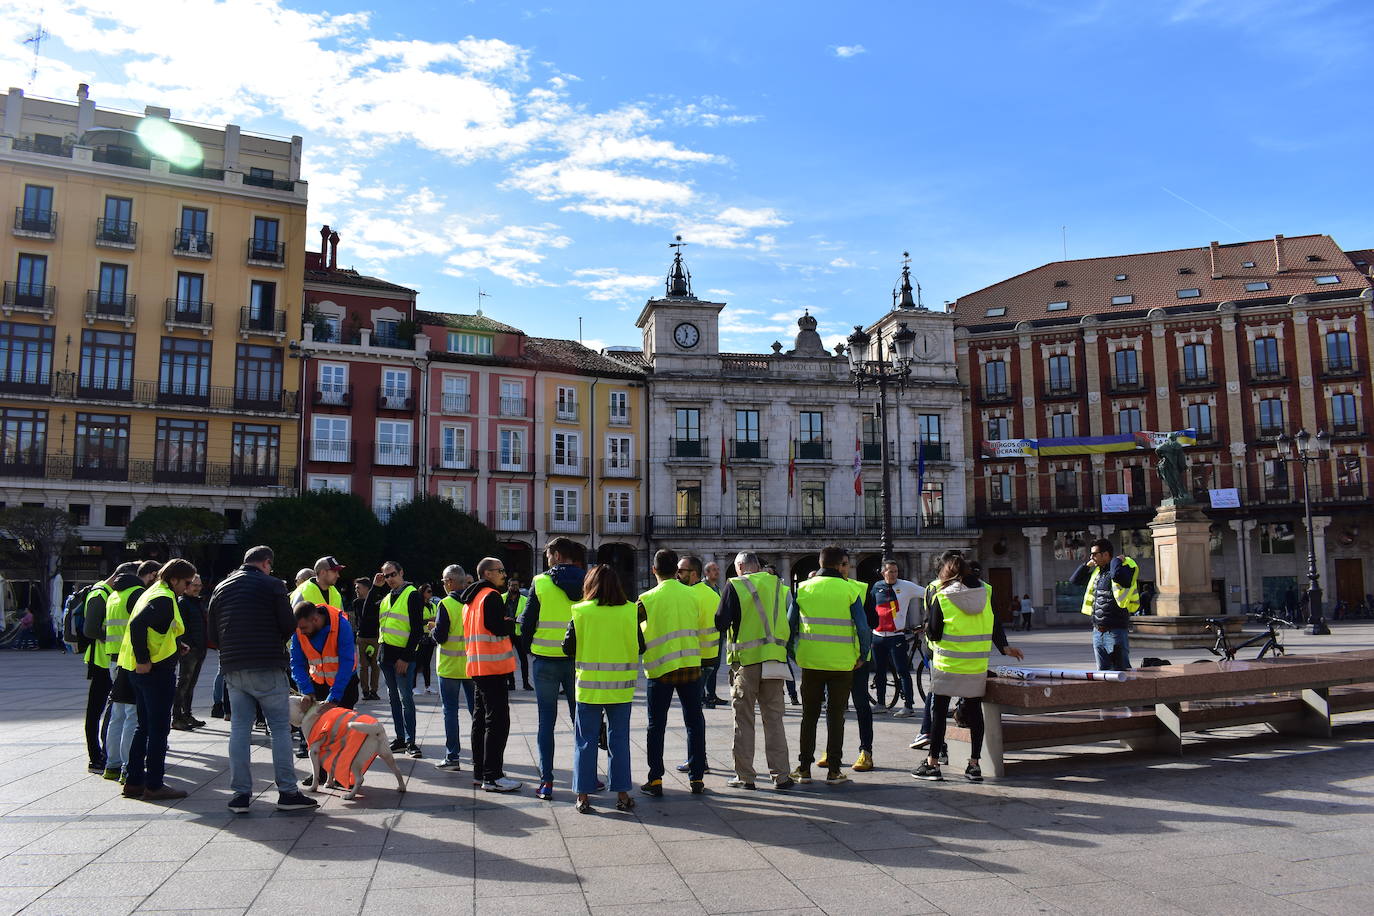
[435,595,468,679]
[931,588,994,685]
[513,594,527,637]
[83,581,114,667]
[529,573,577,658]
[693,581,721,661]
[117,582,185,670]
[464,586,516,676]
[103,583,143,660]
[379,585,416,648]
[794,575,860,671]
[307,707,379,791]
[639,579,702,679]
[727,573,790,666]
[292,579,342,613]
[1079,556,1141,616]
[571,599,639,704]
[297,605,344,686]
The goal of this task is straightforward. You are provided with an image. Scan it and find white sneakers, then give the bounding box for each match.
[482,777,522,793]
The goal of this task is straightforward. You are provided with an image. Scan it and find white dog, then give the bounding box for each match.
[289,695,406,800]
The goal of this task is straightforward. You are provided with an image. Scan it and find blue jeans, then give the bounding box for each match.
[212,652,225,706]
[850,661,874,753]
[439,676,475,762]
[532,655,575,783]
[105,663,137,771]
[872,633,914,708]
[645,676,706,782]
[128,664,176,789]
[1093,627,1132,671]
[381,658,418,744]
[574,700,632,793]
[226,668,298,795]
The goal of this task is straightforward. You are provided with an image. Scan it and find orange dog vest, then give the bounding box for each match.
[307,707,380,790]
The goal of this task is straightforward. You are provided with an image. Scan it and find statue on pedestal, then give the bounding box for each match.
[1155,432,1191,505]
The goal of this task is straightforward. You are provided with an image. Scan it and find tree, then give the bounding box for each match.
[126,506,226,568]
[239,490,384,585]
[0,506,79,647]
[383,495,504,589]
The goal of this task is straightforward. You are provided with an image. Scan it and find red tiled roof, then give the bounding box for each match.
[1345,249,1374,272]
[415,310,523,335]
[953,234,1372,327]
[304,268,416,294]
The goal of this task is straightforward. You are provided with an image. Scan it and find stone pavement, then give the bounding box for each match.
[2,624,1374,916]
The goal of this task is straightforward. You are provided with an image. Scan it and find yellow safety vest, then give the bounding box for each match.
[292,579,342,611]
[571,599,639,704]
[693,581,721,661]
[794,575,860,671]
[103,582,143,660]
[727,573,789,666]
[379,584,416,648]
[435,595,468,679]
[930,587,994,693]
[117,582,185,670]
[639,579,702,679]
[1080,556,1141,616]
[530,572,578,658]
[83,581,114,667]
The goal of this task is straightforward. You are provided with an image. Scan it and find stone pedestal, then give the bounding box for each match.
[1133,500,1237,648]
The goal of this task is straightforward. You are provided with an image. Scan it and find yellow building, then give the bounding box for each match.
[0,84,305,568]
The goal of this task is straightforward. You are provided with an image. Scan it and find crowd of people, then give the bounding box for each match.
[71,534,1159,812]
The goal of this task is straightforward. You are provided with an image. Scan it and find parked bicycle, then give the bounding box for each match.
[1203,613,1295,661]
[869,624,931,708]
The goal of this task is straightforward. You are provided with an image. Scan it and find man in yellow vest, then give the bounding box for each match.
[701,560,726,705]
[79,567,120,774]
[786,545,871,786]
[434,563,475,771]
[1070,538,1140,671]
[291,556,345,611]
[101,560,160,782]
[717,551,793,790]
[365,560,426,757]
[672,554,721,775]
[518,537,585,801]
[639,548,706,797]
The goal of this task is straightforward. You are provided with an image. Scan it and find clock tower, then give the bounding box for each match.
[635,239,725,373]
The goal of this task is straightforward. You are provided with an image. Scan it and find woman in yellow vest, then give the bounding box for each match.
[415,583,438,695]
[563,564,643,814]
[117,558,198,802]
[913,554,1023,784]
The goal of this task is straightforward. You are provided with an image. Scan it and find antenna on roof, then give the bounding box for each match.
[476,287,490,317]
[24,16,48,88]
[1061,226,1068,261]
[578,317,583,344]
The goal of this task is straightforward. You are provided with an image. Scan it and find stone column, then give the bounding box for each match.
[1024,526,1048,611]
[1309,514,1331,594]
[1228,518,1255,612]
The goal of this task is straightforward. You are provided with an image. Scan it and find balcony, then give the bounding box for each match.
[440,392,470,414]
[13,207,56,238]
[487,450,534,474]
[600,458,641,479]
[312,385,352,408]
[499,396,527,418]
[86,290,136,324]
[861,441,883,462]
[668,437,708,459]
[1107,372,1149,394]
[0,369,51,395]
[77,376,133,402]
[239,307,286,337]
[600,515,642,536]
[172,228,213,258]
[1042,379,1079,400]
[1191,428,1217,446]
[372,442,416,467]
[1333,483,1368,502]
[155,380,212,408]
[243,173,296,192]
[371,333,415,351]
[1263,483,1292,502]
[1245,361,1290,384]
[1321,356,1360,379]
[376,389,415,411]
[229,462,289,488]
[11,136,71,158]
[152,458,208,485]
[2,281,55,316]
[1176,368,1217,390]
[1331,423,1365,440]
[431,446,476,472]
[554,403,580,423]
[246,238,285,267]
[487,510,533,533]
[977,385,1013,405]
[731,438,769,460]
[94,218,137,249]
[794,438,831,460]
[93,145,150,169]
[1254,423,1285,441]
[547,456,589,477]
[0,445,46,478]
[233,386,295,413]
[164,298,213,331]
[72,455,129,481]
[913,440,951,463]
[309,438,354,463]
[608,411,630,427]
[651,513,713,533]
[549,514,590,534]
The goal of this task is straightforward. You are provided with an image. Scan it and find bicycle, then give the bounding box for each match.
[869,625,931,709]
[1202,613,1295,661]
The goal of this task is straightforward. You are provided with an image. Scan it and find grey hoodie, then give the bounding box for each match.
[928,579,996,699]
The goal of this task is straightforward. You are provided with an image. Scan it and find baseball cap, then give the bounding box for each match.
[316,555,345,571]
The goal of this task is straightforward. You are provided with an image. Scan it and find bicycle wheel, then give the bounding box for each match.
[915,657,931,702]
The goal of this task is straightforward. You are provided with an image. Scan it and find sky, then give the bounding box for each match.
[1,0,1371,354]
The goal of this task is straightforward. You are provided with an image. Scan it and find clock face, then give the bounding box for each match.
[673,322,700,349]
[915,331,938,360]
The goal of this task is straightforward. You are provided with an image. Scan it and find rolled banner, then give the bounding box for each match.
[991,666,1129,682]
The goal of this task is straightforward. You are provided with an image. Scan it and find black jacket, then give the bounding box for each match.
[1070,557,1136,629]
[178,594,206,653]
[364,581,425,661]
[353,591,379,638]
[207,565,293,674]
[460,580,512,639]
[129,593,186,670]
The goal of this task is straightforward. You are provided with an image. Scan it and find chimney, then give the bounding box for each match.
[76,83,88,102]
[328,230,340,270]
[1209,241,1221,279]
[1273,234,1287,273]
[319,225,330,260]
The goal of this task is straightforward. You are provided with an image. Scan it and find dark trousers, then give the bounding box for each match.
[798,668,852,770]
[872,633,914,708]
[85,663,112,767]
[928,694,984,761]
[415,639,435,688]
[850,661,874,753]
[645,676,706,781]
[173,650,205,721]
[128,664,177,790]
[471,674,511,782]
[514,642,530,686]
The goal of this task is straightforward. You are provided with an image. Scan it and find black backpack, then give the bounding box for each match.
[62,583,97,650]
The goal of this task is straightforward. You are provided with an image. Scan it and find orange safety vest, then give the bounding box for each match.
[298,605,344,686]
[306,707,379,790]
[463,586,516,676]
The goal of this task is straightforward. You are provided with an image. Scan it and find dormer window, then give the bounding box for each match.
[1176,288,1201,299]
[448,331,493,355]
[1111,295,1133,305]
[1245,281,1270,292]
[1114,274,1128,281]
[1047,301,1069,312]
[1053,280,1068,288]
[985,307,1007,318]
[1315,275,1340,285]
[1242,261,1256,268]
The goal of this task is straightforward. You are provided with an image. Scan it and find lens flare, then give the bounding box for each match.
[135,118,203,169]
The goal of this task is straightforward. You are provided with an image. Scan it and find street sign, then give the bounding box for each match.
[1100,493,1129,513]
[1209,488,1240,508]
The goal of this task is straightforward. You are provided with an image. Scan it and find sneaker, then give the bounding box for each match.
[640,779,664,798]
[276,792,320,811]
[406,744,424,759]
[789,767,812,785]
[389,738,407,752]
[816,753,830,769]
[141,786,187,802]
[912,762,944,782]
[302,774,315,788]
[227,792,251,814]
[964,762,984,783]
[121,783,144,799]
[676,762,710,774]
[851,750,874,772]
[210,703,224,718]
[773,777,795,791]
[725,777,756,790]
[522,682,533,691]
[825,770,849,786]
[436,759,463,772]
[909,733,930,750]
[482,777,522,793]
[118,773,128,785]
[171,719,195,732]
[536,781,553,800]
[939,749,950,766]
[87,763,105,775]
[102,768,121,781]
[295,746,310,759]
[892,708,915,719]
[690,780,706,794]
[189,716,207,728]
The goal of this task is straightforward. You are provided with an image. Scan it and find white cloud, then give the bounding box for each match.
[508,162,694,205]
[717,206,788,228]
[830,257,856,268]
[831,44,867,58]
[567,268,659,302]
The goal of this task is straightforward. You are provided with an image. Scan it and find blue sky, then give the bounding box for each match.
[2,0,1371,352]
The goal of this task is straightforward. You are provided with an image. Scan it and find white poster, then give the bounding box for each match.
[1208,488,1240,508]
[1100,493,1129,513]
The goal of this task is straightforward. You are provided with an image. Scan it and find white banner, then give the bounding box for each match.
[980,439,1031,458]
[1208,488,1240,508]
[1100,493,1129,513]
[991,666,1130,682]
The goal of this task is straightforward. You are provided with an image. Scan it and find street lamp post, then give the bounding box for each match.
[847,322,916,564]
[1276,428,1332,636]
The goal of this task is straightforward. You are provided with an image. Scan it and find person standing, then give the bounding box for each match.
[434,564,475,771]
[102,560,160,783]
[464,557,521,792]
[563,564,642,813]
[79,569,118,775]
[209,546,317,814]
[701,560,726,705]
[717,552,792,790]
[832,562,877,773]
[506,576,532,691]
[119,558,198,801]
[171,574,207,731]
[680,555,723,713]
[870,561,921,718]
[415,584,438,695]
[291,556,345,611]
[788,545,871,786]
[352,577,380,701]
[1070,538,1140,671]
[1018,594,1035,631]
[290,600,359,786]
[518,537,585,801]
[367,560,426,757]
[639,549,706,797]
